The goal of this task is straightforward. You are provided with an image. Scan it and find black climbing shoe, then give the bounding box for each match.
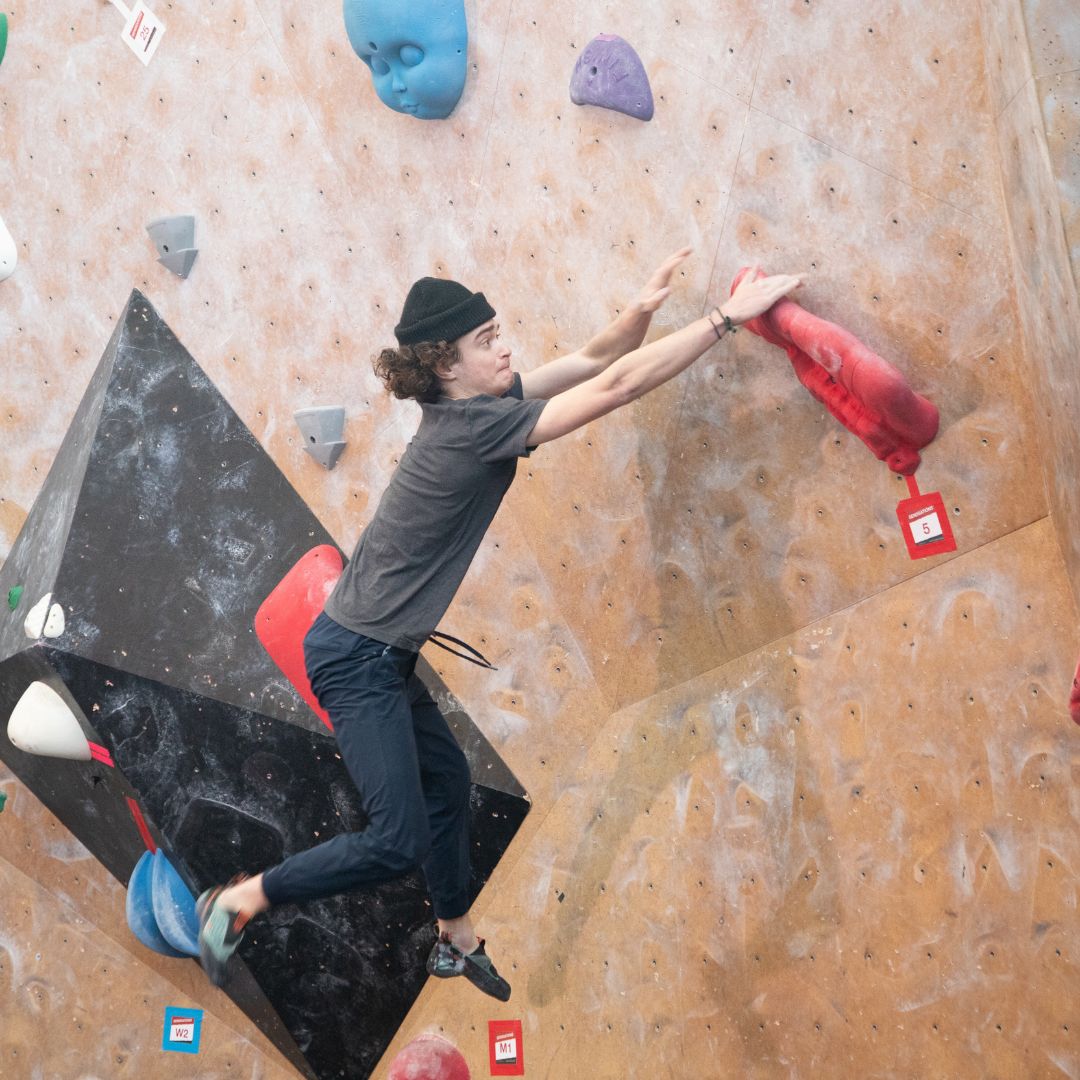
[426,933,512,1002]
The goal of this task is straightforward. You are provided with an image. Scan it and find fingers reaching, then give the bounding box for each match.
[723,269,808,325]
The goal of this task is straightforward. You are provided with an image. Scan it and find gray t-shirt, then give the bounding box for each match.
[324,372,547,650]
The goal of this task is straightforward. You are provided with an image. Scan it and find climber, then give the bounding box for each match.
[197,249,803,999]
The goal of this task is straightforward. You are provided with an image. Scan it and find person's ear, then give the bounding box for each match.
[434,360,456,381]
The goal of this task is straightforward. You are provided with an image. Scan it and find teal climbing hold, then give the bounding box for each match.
[0,792,6,813]
[0,14,8,70]
[7,585,23,611]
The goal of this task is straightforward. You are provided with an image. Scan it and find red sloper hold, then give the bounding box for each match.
[731,267,940,475]
[1070,656,1080,726]
[388,1034,470,1080]
[254,545,344,731]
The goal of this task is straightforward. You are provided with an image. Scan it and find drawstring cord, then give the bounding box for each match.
[426,630,498,670]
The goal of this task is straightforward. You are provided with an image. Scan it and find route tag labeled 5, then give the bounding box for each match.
[896,474,956,560]
[122,2,165,65]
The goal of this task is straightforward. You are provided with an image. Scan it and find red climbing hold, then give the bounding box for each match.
[731,267,939,475]
[387,1034,471,1080]
[254,545,344,731]
[1069,655,1080,726]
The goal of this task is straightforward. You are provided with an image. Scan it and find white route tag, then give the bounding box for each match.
[122,2,165,66]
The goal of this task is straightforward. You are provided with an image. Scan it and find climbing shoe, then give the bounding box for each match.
[426,933,511,1002]
[196,877,251,987]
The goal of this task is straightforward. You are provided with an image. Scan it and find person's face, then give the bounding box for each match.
[343,0,468,120]
[442,320,513,398]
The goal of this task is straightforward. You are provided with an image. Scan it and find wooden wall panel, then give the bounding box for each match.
[391,518,1079,1078]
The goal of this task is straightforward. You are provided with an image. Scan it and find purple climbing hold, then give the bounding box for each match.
[569,34,654,122]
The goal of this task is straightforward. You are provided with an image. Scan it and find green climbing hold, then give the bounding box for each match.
[0,14,7,69]
[0,792,7,813]
[7,585,22,611]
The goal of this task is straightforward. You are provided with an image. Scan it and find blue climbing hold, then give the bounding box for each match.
[126,851,188,958]
[343,0,468,120]
[151,849,200,957]
[570,34,654,121]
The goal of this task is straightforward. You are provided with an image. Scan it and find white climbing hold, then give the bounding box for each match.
[23,593,51,638]
[43,602,65,638]
[7,682,92,761]
[23,594,65,639]
[0,213,16,282]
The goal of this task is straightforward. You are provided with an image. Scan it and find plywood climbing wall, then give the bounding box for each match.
[0,0,1078,1077]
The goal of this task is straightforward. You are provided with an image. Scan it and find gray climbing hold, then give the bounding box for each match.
[570,34,654,121]
[295,406,347,470]
[146,215,198,278]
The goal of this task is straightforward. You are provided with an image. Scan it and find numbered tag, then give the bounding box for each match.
[170,1017,195,1043]
[896,487,957,560]
[122,2,165,65]
[162,1007,203,1054]
[488,1019,524,1076]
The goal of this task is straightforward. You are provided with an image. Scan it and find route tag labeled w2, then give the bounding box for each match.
[896,475,957,560]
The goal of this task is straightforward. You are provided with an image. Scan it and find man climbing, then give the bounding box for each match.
[197,249,803,999]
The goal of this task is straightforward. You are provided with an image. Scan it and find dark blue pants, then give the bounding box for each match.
[260,612,473,920]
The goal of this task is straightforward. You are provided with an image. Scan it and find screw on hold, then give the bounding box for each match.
[294,406,347,470]
[8,585,23,610]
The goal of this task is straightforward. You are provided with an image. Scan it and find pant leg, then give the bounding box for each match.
[406,673,473,920]
[261,616,432,906]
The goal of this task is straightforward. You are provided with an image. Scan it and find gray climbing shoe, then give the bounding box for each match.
[426,933,511,1001]
[196,877,251,987]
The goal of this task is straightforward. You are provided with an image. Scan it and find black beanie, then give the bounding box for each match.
[394,277,496,346]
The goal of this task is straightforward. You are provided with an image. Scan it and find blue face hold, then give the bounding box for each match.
[343,0,468,120]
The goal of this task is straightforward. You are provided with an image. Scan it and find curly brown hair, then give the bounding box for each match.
[372,340,459,403]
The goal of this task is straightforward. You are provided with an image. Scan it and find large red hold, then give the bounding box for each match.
[388,1034,471,1080]
[731,267,939,475]
[1070,655,1080,726]
[254,545,343,730]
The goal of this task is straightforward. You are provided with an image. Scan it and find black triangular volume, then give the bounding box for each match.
[0,313,127,665]
[44,290,332,732]
[48,649,527,1080]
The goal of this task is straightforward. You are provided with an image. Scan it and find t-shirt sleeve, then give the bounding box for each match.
[467,374,548,462]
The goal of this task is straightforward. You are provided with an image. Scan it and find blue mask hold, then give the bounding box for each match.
[343,0,468,120]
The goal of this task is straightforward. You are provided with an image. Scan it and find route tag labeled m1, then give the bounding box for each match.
[122,2,165,65]
[488,1019,524,1076]
[896,474,957,560]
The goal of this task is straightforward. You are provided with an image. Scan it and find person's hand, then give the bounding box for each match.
[634,246,693,314]
[718,266,806,326]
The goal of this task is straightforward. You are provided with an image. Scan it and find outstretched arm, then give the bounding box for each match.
[526,269,804,446]
[520,247,692,399]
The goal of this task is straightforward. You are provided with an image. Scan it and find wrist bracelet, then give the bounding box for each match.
[708,309,736,341]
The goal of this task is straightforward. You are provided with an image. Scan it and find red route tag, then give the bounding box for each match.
[488,1019,524,1076]
[896,475,957,560]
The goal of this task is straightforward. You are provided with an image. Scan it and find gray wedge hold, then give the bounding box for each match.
[295,406,347,470]
[146,216,198,278]
[159,248,198,278]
